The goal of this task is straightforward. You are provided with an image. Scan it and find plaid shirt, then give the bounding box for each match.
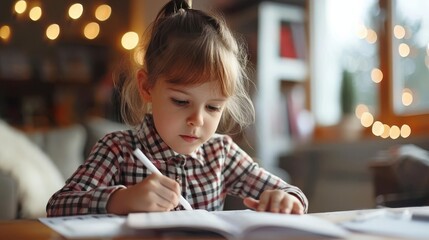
[46,115,308,216]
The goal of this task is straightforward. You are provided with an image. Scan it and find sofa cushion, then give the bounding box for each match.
[27,124,87,179]
[0,120,65,218]
[84,117,129,157]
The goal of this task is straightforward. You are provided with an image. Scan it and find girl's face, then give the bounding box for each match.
[145,78,227,155]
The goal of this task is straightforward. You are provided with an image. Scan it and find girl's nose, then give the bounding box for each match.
[187,109,204,127]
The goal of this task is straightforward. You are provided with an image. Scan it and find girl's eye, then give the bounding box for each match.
[171,98,188,106]
[206,105,222,112]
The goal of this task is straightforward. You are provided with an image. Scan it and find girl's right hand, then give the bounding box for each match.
[107,173,181,214]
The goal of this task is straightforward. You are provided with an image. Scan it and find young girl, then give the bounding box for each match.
[46,0,308,216]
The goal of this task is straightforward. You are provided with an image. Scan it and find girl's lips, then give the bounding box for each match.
[180,135,198,143]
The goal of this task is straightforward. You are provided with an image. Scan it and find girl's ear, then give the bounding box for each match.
[137,70,151,102]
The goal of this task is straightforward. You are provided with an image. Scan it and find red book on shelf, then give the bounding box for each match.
[280,23,297,58]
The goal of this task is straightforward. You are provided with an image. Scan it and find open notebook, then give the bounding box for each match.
[40,210,347,239]
[127,210,348,239]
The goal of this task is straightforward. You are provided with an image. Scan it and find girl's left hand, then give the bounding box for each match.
[243,190,304,214]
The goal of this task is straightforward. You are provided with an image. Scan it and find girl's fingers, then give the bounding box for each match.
[145,190,170,210]
[281,194,304,215]
[244,192,304,215]
[155,195,176,211]
[257,191,271,212]
[154,187,178,210]
[154,175,181,209]
[243,197,259,210]
[158,175,181,194]
[279,196,293,214]
[268,192,283,213]
[137,174,180,211]
[291,198,305,215]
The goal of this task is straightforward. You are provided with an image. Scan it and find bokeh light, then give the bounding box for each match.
[400,124,411,138]
[121,31,139,50]
[381,124,390,139]
[371,68,383,83]
[14,0,27,14]
[393,25,406,39]
[402,88,413,106]
[360,112,374,127]
[46,24,60,40]
[372,121,384,136]
[0,25,11,41]
[83,22,100,40]
[398,43,410,57]
[68,3,83,20]
[95,4,111,21]
[389,125,400,139]
[355,104,369,119]
[29,6,42,21]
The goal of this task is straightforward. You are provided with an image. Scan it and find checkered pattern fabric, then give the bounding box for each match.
[46,115,308,216]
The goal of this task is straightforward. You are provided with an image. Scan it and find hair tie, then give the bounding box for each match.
[178,8,186,14]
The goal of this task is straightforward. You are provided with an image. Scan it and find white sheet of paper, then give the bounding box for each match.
[342,213,429,239]
[39,214,133,239]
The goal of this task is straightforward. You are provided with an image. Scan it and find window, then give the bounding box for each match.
[311,0,380,125]
[311,0,429,139]
[391,0,429,115]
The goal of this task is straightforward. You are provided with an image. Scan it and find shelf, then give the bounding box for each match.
[0,80,93,96]
[275,58,308,82]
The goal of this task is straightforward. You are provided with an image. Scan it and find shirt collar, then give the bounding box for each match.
[137,114,206,166]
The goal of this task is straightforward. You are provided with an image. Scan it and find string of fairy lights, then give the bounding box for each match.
[0,0,139,50]
[353,23,418,139]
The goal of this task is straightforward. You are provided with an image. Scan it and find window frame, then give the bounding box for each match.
[378,0,429,135]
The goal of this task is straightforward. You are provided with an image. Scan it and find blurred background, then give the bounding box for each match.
[1,0,429,215]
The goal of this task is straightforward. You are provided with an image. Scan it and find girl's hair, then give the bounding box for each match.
[119,0,255,133]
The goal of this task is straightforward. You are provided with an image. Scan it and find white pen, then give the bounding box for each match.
[352,208,429,223]
[132,148,193,211]
[353,209,387,222]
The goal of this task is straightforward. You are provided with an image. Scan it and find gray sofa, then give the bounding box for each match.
[0,117,128,220]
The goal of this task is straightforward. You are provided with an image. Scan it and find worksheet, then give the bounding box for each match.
[39,214,134,238]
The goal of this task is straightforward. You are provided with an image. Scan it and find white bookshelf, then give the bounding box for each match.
[256,2,307,177]
[225,2,308,179]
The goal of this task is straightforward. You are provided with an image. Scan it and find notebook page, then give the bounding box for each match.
[127,209,239,237]
[213,210,348,238]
